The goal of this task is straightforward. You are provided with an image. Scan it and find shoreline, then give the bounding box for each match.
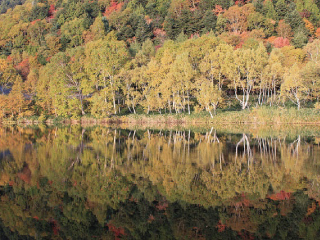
[2,108,320,126]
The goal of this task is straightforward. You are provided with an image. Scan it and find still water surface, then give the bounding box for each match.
[0,125,320,239]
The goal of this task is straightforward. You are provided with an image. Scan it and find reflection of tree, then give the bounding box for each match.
[235,133,253,169]
[0,127,319,239]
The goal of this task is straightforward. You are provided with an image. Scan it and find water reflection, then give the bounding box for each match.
[0,125,320,239]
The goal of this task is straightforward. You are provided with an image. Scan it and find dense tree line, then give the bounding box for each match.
[0,0,25,14]
[0,0,320,119]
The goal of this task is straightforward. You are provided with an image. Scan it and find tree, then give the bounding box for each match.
[223,4,254,33]
[227,43,268,110]
[7,79,27,117]
[168,52,194,114]
[90,15,107,40]
[275,0,287,20]
[263,48,285,105]
[302,62,320,102]
[85,32,129,115]
[199,43,233,90]
[304,39,320,64]
[281,64,309,110]
[135,17,154,42]
[293,31,308,48]
[60,18,87,48]
[263,0,277,20]
[285,3,305,33]
[276,20,293,39]
[0,59,20,94]
[196,77,223,117]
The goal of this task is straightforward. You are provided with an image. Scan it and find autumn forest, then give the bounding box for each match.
[0,0,320,121]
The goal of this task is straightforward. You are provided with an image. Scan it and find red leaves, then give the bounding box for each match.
[232,193,251,208]
[156,201,168,211]
[267,190,292,201]
[273,37,291,48]
[48,5,55,16]
[153,28,166,38]
[31,19,41,25]
[107,223,126,239]
[213,5,224,16]
[47,5,56,20]
[14,58,30,80]
[216,220,226,232]
[17,165,31,184]
[50,219,60,235]
[104,1,124,18]
[235,0,249,6]
[189,33,200,39]
[6,55,12,62]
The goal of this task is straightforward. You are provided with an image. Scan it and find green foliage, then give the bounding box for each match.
[0,0,320,120]
[0,0,25,14]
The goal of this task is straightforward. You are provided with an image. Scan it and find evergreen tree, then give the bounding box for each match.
[263,0,277,20]
[293,31,308,48]
[135,18,154,42]
[164,14,180,40]
[285,3,304,33]
[254,0,264,14]
[200,10,217,33]
[275,0,287,19]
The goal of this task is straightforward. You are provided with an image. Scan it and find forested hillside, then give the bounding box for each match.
[0,0,320,120]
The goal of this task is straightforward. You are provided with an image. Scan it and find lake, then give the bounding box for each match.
[0,125,320,239]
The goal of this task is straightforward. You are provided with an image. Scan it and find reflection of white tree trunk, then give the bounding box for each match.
[290,135,301,161]
[235,134,252,168]
[111,129,116,169]
[257,137,278,162]
[206,127,220,143]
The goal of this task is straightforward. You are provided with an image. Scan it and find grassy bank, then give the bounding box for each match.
[81,107,320,125]
[2,107,320,125]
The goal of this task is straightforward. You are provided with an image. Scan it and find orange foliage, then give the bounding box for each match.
[213,5,224,16]
[267,190,292,201]
[232,193,251,208]
[104,1,124,18]
[189,33,200,39]
[145,15,152,24]
[216,220,226,232]
[304,18,315,35]
[276,20,293,39]
[107,222,126,240]
[316,28,320,39]
[156,201,168,211]
[48,4,55,16]
[306,202,317,216]
[223,4,254,34]
[6,55,13,63]
[17,165,31,184]
[266,36,277,44]
[14,58,29,80]
[273,37,290,48]
[153,28,166,44]
[153,28,166,37]
[31,19,41,25]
